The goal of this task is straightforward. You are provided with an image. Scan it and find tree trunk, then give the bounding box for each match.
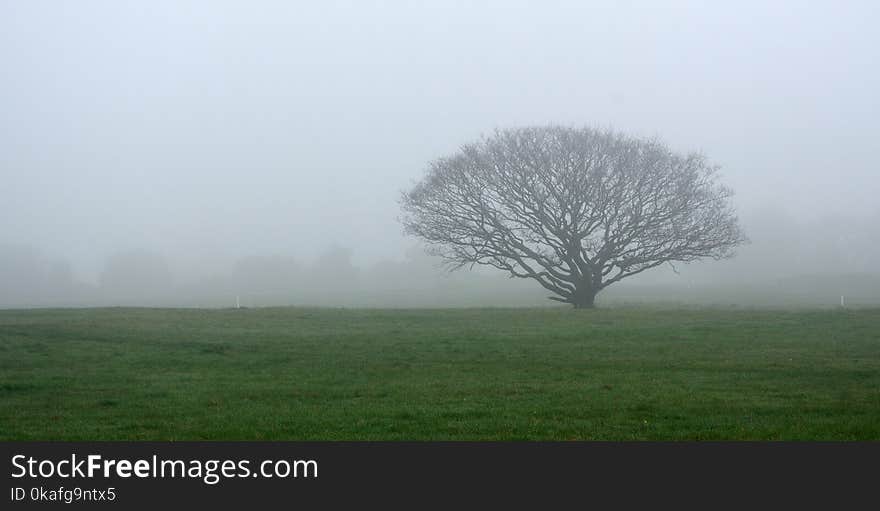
[571,287,597,309]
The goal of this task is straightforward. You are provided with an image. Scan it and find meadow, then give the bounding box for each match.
[1,307,878,440]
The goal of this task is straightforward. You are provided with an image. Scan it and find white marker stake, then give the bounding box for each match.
[236,295,241,309]
[840,295,845,308]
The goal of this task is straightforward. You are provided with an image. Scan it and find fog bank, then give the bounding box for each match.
[2,1,878,308]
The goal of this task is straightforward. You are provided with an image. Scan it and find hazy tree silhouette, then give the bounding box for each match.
[401,126,746,308]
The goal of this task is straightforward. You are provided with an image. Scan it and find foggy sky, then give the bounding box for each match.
[2,1,878,294]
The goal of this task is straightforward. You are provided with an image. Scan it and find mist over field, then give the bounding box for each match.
[2,1,878,309]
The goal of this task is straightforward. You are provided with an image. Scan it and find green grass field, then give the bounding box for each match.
[1,307,878,440]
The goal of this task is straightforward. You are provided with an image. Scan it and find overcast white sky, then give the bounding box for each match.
[2,0,878,282]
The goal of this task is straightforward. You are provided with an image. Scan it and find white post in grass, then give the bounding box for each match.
[236,295,241,309]
[840,295,845,308]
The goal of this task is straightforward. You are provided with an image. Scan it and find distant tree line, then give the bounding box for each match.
[1,207,879,308]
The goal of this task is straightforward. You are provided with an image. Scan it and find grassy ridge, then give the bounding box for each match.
[1,307,878,440]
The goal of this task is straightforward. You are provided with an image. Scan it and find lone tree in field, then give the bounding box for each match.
[400,126,746,308]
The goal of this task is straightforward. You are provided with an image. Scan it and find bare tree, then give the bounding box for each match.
[400,126,747,308]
